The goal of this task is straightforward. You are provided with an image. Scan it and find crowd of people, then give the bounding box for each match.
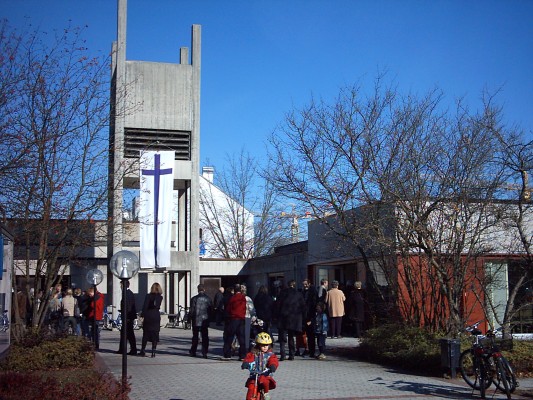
[12,282,106,347]
[13,278,366,361]
[212,278,366,362]
[13,278,365,399]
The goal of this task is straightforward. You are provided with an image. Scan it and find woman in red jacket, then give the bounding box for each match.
[86,287,104,349]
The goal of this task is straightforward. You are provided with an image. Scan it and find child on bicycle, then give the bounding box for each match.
[241,332,279,400]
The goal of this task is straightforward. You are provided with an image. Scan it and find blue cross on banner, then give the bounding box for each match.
[139,151,174,269]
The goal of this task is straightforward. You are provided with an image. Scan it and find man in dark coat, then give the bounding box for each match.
[213,287,225,326]
[276,279,305,361]
[116,280,138,355]
[347,281,365,338]
[301,278,318,357]
[189,284,213,358]
[254,285,274,335]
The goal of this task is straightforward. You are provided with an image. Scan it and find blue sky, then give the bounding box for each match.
[2,0,532,171]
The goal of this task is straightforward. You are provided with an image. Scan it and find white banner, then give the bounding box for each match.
[139,151,174,269]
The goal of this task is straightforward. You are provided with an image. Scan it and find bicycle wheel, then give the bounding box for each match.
[495,358,512,399]
[494,356,517,395]
[479,359,487,399]
[459,350,492,390]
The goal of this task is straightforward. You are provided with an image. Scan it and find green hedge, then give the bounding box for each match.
[358,323,442,375]
[357,323,533,378]
[0,330,130,399]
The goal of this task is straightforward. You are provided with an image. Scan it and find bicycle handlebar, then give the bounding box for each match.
[250,368,272,377]
[464,320,483,332]
[465,320,505,336]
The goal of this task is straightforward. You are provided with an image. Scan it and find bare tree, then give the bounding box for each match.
[266,75,530,334]
[487,123,533,335]
[0,20,34,179]
[200,149,289,258]
[0,21,112,339]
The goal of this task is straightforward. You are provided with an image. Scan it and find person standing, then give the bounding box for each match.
[222,283,246,360]
[213,287,225,326]
[325,280,345,338]
[48,290,62,332]
[317,279,329,304]
[116,280,138,355]
[347,281,365,338]
[78,289,91,338]
[73,287,83,335]
[61,288,78,334]
[86,287,104,349]
[139,282,163,357]
[222,285,234,320]
[241,285,255,352]
[313,302,329,360]
[301,278,318,357]
[189,284,213,358]
[276,280,305,361]
[254,285,274,336]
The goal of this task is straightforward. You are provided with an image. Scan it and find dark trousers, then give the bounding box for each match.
[119,319,137,353]
[329,316,342,337]
[278,328,298,358]
[223,318,245,359]
[215,309,224,326]
[316,333,327,354]
[304,323,316,356]
[244,317,252,352]
[190,320,210,356]
[63,316,78,334]
[89,320,102,349]
[354,320,364,338]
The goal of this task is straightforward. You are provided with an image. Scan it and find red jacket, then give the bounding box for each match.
[243,350,279,392]
[87,291,104,321]
[226,292,246,320]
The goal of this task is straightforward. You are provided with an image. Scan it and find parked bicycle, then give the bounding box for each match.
[167,305,191,329]
[459,320,518,399]
[102,305,140,331]
[103,306,122,330]
[0,309,9,332]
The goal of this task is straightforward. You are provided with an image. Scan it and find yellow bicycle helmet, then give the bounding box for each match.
[255,332,273,345]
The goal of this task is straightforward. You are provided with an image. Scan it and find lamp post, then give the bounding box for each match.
[86,269,103,347]
[109,250,140,390]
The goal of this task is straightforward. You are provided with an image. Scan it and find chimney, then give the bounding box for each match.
[202,166,214,183]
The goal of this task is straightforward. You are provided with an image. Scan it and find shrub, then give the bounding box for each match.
[0,370,129,400]
[501,340,533,378]
[0,330,130,399]
[358,323,533,378]
[358,323,442,375]
[0,330,94,372]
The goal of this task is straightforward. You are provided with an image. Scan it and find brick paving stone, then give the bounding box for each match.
[97,326,533,400]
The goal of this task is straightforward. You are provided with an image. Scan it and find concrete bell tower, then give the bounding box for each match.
[108,0,200,310]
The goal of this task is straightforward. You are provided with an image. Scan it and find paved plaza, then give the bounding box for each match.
[97,325,532,400]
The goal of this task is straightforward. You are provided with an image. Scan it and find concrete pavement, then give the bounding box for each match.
[96,325,532,400]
